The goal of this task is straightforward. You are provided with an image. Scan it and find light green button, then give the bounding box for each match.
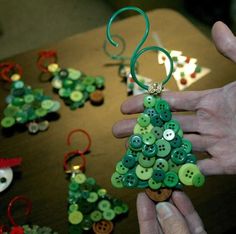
[1,117,15,128]
[178,163,200,186]
[70,91,83,102]
[142,132,156,145]
[116,161,129,174]
[97,188,107,197]
[178,128,183,137]
[103,209,115,221]
[151,126,163,139]
[83,76,95,86]
[137,113,150,127]
[98,200,111,211]
[138,153,155,168]
[68,211,83,224]
[111,172,124,188]
[164,120,180,133]
[155,99,170,113]
[133,123,153,135]
[148,178,162,190]
[59,88,71,97]
[192,173,205,187]
[164,171,179,188]
[69,204,78,212]
[51,76,62,89]
[90,210,102,222]
[74,173,86,184]
[181,138,192,153]
[156,139,171,157]
[168,159,180,173]
[68,68,82,80]
[135,164,153,180]
[153,158,169,172]
[87,192,98,203]
[41,99,54,110]
[3,105,19,117]
[86,85,96,93]
[24,94,35,104]
[144,95,156,108]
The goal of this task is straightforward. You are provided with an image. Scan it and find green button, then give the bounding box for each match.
[63,78,74,88]
[98,200,111,211]
[144,108,157,118]
[178,163,200,186]
[68,211,83,224]
[95,76,105,88]
[153,158,169,172]
[69,181,79,192]
[177,128,183,137]
[35,108,47,117]
[103,209,115,221]
[114,206,123,215]
[86,177,96,185]
[186,154,197,164]
[122,154,136,168]
[137,179,148,188]
[74,173,86,184]
[155,99,170,113]
[3,105,19,117]
[142,144,157,157]
[192,173,205,187]
[150,114,164,127]
[151,126,163,139]
[59,69,69,78]
[111,172,124,188]
[138,153,155,167]
[133,123,153,135]
[156,139,171,157]
[142,133,156,145]
[86,85,96,93]
[12,97,24,106]
[164,171,179,188]
[160,110,172,122]
[137,113,150,127]
[12,80,24,89]
[83,76,95,86]
[164,120,180,133]
[170,135,182,148]
[144,95,156,108]
[15,111,28,123]
[148,178,162,190]
[68,68,82,80]
[70,91,83,102]
[24,94,35,104]
[116,161,129,174]
[87,192,98,203]
[152,169,165,182]
[121,203,129,213]
[126,148,139,157]
[171,148,187,165]
[90,210,102,222]
[135,165,153,180]
[50,100,61,112]
[74,83,86,92]
[69,204,78,212]
[59,88,71,97]
[81,217,93,231]
[168,159,180,173]
[97,188,107,197]
[41,99,54,110]
[1,117,15,128]
[123,172,138,188]
[129,134,143,151]
[181,139,192,153]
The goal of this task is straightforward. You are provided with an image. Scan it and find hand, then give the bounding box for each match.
[112,22,236,175]
[137,191,206,234]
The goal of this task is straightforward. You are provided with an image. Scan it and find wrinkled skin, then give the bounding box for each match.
[112,21,236,233]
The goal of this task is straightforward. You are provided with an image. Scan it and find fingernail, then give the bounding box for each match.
[156,202,174,220]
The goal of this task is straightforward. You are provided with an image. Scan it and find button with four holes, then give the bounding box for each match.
[164,120,180,133]
[144,108,157,118]
[155,99,170,113]
[160,110,172,122]
[156,139,171,157]
[171,148,187,165]
[150,114,164,127]
[133,123,153,135]
[170,135,182,148]
[164,171,179,187]
[153,158,169,172]
[178,163,200,186]
[111,172,124,188]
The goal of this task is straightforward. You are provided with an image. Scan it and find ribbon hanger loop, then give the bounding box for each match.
[37,50,58,73]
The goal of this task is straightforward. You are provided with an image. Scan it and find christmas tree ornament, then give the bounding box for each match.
[0,62,60,134]
[107,7,205,202]
[64,129,128,233]
[0,196,58,234]
[37,51,105,110]
[0,157,22,193]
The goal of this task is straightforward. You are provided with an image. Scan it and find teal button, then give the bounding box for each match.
[142,133,156,145]
[129,134,143,151]
[152,169,165,182]
[138,153,155,167]
[170,135,182,148]
[123,172,138,188]
[122,154,136,168]
[181,139,192,153]
[142,144,157,157]
[156,139,171,157]
[171,148,187,165]
[164,171,179,188]
[144,108,157,118]
[186,154,197,164]
[160,110,172,122]
[150,114,164,127]
[137,113,150,127]
[144,95,156,108]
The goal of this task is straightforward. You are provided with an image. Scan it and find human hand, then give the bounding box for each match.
[137,191,206,234]
[113,22,236,175]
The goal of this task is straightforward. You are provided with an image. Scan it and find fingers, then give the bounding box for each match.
[197,158,223,176]
[137,193,161,234]
[121,91,209,115]
[212,21,236,63]
[156,202,190,234]
[172,191,207,234]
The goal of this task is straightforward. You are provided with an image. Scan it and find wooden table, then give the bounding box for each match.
[0,9,235,234]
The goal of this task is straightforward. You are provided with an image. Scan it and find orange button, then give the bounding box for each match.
[90,90,104,105]
[92,220,114,234]
[145,188,172,202]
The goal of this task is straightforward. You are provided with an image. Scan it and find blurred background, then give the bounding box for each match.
[0,0,235,60]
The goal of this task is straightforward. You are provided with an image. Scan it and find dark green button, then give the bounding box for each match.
[137,179,149,188]
[153,158,169,172]
[152,169,165,182]
[155,99,170,113]
[142,133,156,145]
[15,111,28,123]
[164,171,179,188]
[181,139,192,153]
[63,78,74,88]
[129,134,143,151]
[35,108,47,118]
[86,85,96,93]
[164,120,180,133]
[150,114,164,127]
[186,153,197,164]
[151,126,163,139]
[160,110,172,122]
[192,173,205,187]
[137,113,150,127]
[122,154,136,168]
[59,69,69,79]
[168,159,180,173]
[90,210,102,222]
[171,148,187,165]
[59,88,71,98]
[144,95,156,108]
[156,139,171,157]
[24,94,35,104]
[12,97,24,106]
[144,108,157,118]
[138,153,155,167]
[81,216,93,230]
[170,135,182,148]
[123,172,138,188]
[142,144,157,157]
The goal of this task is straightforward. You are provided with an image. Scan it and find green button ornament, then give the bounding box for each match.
[122,154,136,168]
[129,134,143,150]
[87,192,98,203]
[41,99,54,110]
[135,165,153,180]
[98,200,111,211]
[137,113,150,127]
[144,95,156,108]
[186,154,197,164]
[160,110,172,122]
[3,105,19,117]
[156,139,171,157]
[68,68,82,80]
[151,126,163,139]
[74,173,87,184]
[144,108,157,118]
[90,210,102,222]
[103,209,115,221]
[83,76,95,86]
[150,114,164,127]
[123,172,138,187]
[168,159,181,173]
[181,139,192,153]
[24,94,35,104]
[152,169,165,182]
[170,135,182,148]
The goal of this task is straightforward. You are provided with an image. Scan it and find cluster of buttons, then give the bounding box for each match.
[14,224,58,234]
[48,64,105,109]
[68,171,128,233]
[111,95,205,199]
[1,78,60,133]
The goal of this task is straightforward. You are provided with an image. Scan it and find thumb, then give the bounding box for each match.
[156,202,190,234]
[211,21,236,63]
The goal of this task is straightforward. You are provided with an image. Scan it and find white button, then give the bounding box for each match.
[0,167,13,192]
[163,129,175,141]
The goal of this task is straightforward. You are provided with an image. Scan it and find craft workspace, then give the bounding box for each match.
[0,1,236,234]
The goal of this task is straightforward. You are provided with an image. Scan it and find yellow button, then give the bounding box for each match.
[74,173,86,184]
[48,63,59,73]
[68,210,83,224]
[11,74,21,81]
